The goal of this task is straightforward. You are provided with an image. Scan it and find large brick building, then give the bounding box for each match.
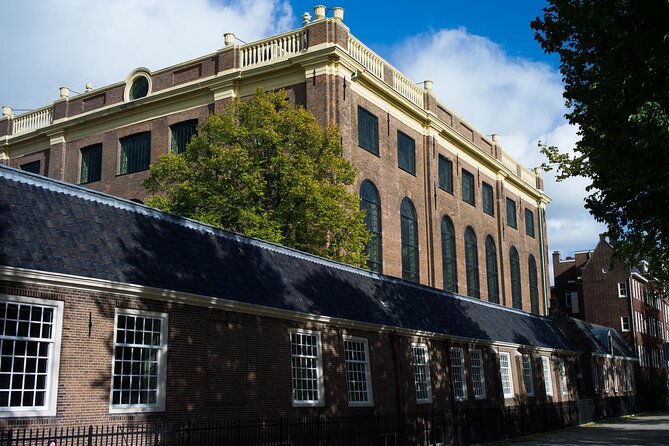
[0,165,636,438]
[0,6,551,316]
[553,235,668,374]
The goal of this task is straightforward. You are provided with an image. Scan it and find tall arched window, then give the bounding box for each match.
[464,227,480,299]
[441,216,457,293]
[528,255,540,315]
[400,198,419,282]
[485,236,499,304]
[360,181,382,273]
[510,247,522,310]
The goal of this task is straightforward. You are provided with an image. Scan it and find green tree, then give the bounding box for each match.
[144,89,370,267]
[532,1,669,281]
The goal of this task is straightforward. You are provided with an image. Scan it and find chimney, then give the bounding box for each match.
[332,7,344,21]
[491,133,500,144]
[224,33,235,47]
[59,87,70,99]
[301,12,312,25]
[313,5,326,20]
[423,80,433,92]
[1,106,12,118]
[85,82,93,92]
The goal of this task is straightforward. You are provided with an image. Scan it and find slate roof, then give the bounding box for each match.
[570,318,636,358]
[0,165,571,351]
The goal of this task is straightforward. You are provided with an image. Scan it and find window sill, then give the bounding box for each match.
[109,404,165,414]
[358,145,380,157]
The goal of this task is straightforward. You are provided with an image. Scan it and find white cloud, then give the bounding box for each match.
[1,0,293,110]
[390,27,605,258]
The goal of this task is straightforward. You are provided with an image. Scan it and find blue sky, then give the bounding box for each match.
[0,0,603,268]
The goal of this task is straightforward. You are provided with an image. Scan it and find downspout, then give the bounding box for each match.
[538,205,549,315]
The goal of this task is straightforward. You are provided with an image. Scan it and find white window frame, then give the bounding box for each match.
[0,295,64,418]
[542,356,553,396]
[621,316,630,332]
[603,364,609,393]
[559,359,568,397]
[522,354,535,397]
[450,347,467,401]
[289,328,324,407]
[613,365,618,393]
[110,308,168,414]
[618,282,628,298]
[499,352,514,398]
[342,335,373,407]
[469,348,486,400]
[411,343,433,404]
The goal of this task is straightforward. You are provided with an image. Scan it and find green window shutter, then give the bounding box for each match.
[529,255,539,314]
[506,198,517,228]
[462,169,475,205]
[525,208,535,237]
[80,144,102,184]
[170,120,198,154]
[120,132,151,175]
[482,182,494,216]
[400,198,419,282]
[464,227,480,299]
[397,131,416,174]
[485,236,499,304]
[358,107,379,155]
[439,156,453,193]
[360,181,382,273]
[441,216,457,293]
[510,247,522,309]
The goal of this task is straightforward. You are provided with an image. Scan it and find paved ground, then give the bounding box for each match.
[494,412,669,445]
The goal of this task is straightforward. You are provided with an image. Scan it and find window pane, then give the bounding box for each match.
[523,355,534,396]
[80,144,102,184]
[482,182,494,216]
[20,161,40,174]
[412,345,431,403]
[506,198,517,228]
[360,181,382,273]
[129,77,149,100]
[439,156,453,193]
[465,227,480,299]
[358,107,379,155]
[525,208,535,237]
[344,338,372,405]
[470,349,486,399]
[462,169,475,205]
[485,236,499,304]
[291,331,322,404]
[441,216,457,293]
[528,255,539,314]
[401,198,419,282]
[120,133,151,175]
[170,120,197,155]
[450,348,467,400]
[397,131,416,174]
[510,247,522,309]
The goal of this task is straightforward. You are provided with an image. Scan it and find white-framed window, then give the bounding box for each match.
[522,354,534,397]
[0,295,63,417]
[110,308,168,413]
[499,352,514,398]
[470,348,486,399]
[558,359,568,397]
[343,336,373,407]
[592,359,599,393]
[603,364,609,393]
[542,356,553,396]
[618,282,628,298]
[621,316,630,332]
[411,343,432,404]
[290,329,324,406]
[450,347,467,401]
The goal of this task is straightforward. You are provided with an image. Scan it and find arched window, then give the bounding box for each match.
[510,247,522,310]
[485,236,499,304]
[464,227,480,298]
[529,255,540,315]
[360,181,382,273]
[400,198,419,282]
[441,216,457,293]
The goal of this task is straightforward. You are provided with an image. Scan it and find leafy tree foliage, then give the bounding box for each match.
[532,1,669,280]
[144,90,370,267]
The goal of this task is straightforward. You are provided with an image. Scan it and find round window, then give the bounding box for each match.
[129,76,149,100]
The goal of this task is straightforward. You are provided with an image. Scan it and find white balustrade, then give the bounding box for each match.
[391,70,424,108]
[240,30,307,68]
[12,107,53,135]
[347,37,384,80]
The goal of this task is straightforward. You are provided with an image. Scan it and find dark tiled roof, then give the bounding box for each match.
[570,318,636,358]
[0,165,570,350]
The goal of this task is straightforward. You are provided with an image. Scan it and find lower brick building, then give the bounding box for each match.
[0,165,637,442]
